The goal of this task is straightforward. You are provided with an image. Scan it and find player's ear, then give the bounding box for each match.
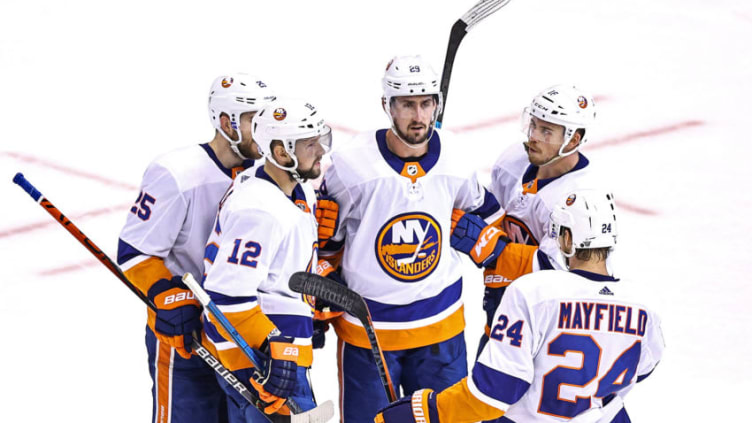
[381,97,387,113]
[272,141,291,163]
[564,130,582,153]
[220,113,233,133]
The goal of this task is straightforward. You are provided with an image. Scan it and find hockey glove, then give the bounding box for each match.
[249,335,299,414]
[374,389,438,423]
[450,210,509,268]
[315,192,339,244]
[311,260,346,349]
[147,276,202,360]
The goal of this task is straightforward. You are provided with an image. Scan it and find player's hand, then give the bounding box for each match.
[249,335,299,414]
[374,389,438,423]
[315,191,339,243]
[147,276,202,360]
[450,211,509,268]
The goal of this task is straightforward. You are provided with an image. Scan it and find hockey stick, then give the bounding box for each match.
[183,273,334,423]
[436,0,512,128]
[11,172,272,421]
[288,272,398,403]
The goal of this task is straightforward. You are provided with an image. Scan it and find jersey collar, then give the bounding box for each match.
[570,269,619,282]
[522,153,589,191]
[254,166,309,211]
[200,143,255,179]
[375,129,441,177]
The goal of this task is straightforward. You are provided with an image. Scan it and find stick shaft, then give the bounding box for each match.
[11,172,268,414]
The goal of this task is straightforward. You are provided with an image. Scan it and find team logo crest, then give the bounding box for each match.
[566,194,577,206]
[221,77,233,88]
[407,164,418,176]
[273,108,287,121]
[375,212,441,282]
[577,96,588,109]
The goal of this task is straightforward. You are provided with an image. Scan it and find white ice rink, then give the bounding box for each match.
[2,0,751,421]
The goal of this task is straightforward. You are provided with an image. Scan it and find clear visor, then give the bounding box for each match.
[294,124,332,153]
[520,107,564,144]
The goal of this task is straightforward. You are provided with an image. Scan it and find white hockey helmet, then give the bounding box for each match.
[208,73,276,160]
[522,84,596,158]
[549,189,618,258]
[382,55,443,140]
[251,98,332,179]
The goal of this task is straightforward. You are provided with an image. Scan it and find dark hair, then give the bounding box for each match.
[575,247,610,262]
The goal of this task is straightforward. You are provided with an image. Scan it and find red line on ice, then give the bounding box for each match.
[0,203,132,239]
[589,120,704,150]
[38,259,100,277]
[1,151,138,191]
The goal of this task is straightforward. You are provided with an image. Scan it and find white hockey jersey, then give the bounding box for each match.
[118,143,256,291]
[466,269,664,422]
[489,142,601,268]
[321,129,499,350]
[201,166,318,369]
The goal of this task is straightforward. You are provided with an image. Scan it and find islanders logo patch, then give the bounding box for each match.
[221,77,233,88]
[577,95,588,109]
[375,212,441,282]
[273,108,287,121]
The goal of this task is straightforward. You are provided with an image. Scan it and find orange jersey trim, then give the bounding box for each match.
[332,305,465,351]
[123,256,173,295]
[485,243,538,285]
[437,377,505,423]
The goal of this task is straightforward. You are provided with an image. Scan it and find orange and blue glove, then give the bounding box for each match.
[146,276,202,359]
[315,192,339,245]
[450,209,509,268]
[374,389,438,423]
[249,335,299,414]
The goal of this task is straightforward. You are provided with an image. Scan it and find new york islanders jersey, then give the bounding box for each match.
[201,166,318,370]
[484,143,605,286]
[464,270,664,422]
[321,129,499,350]
[118,143,256,292]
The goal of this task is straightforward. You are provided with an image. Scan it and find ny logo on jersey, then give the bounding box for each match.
[376,212,442,282]
[502,216,538,246]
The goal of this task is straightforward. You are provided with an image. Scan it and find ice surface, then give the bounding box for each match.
[1,0,750,421]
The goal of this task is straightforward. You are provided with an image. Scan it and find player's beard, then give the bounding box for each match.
[296,157,322,181]
[395,121,431,145]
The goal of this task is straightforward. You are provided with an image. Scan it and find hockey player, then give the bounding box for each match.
[117,74,275,423]
[450,84,603,355]
[376,189,665,423]
[200,98,332,421]
[317,55,500,422]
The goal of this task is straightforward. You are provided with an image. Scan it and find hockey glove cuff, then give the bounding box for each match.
[450,211,509,268]
[250,335,299,414]
[147,276,202,360]
[374,389,439,423]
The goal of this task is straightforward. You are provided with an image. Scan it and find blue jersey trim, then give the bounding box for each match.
[521,154,590,190]
[636,368,654,383]
[364,278,462,323]
[254,166,308,206]
[206,289,258,306]
[267,314,314,338]
[375,129,441,175]
[200,143,254,179]
[571,269,620,282]
[537,250,555,270]
[472,362,530,405]
[470,189,501,219]
[117,239,145,265]
[204,318,227,344]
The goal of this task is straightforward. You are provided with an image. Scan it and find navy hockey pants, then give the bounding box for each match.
[146,326,229,423]
[338,332,467,423]
[220,365,316,423]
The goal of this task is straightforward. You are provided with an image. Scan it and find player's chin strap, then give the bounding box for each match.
[523,135,580,167]
[218,127,251,161]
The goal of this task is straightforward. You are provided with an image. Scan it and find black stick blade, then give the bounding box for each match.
[289,272,369,324]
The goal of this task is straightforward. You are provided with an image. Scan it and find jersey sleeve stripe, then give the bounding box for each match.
[207,289,258,306]
[470,189,501,219]
[267,314,314,338]
[471,362,530,407]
